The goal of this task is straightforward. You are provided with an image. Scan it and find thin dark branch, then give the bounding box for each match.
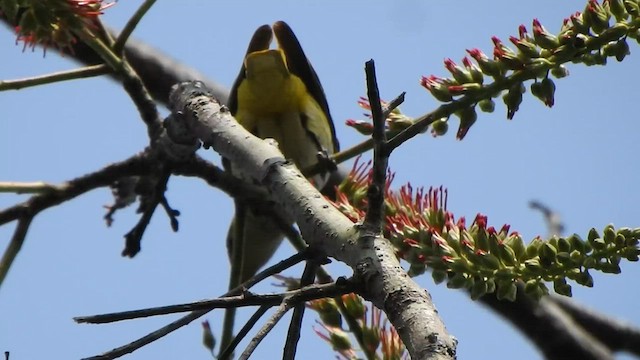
[121,170,171,257]
[0,216,33,288]
[119,62,163,141]
[0,153,155,288]
[218,305,270,360]
[282,260,318,360]
[158,195,180,231]
[363,59,388,231]
[0,153,152,226]
[171,155,279,209]
[239,301,292,360]
[78,251,309,359]
[281,229,372,358]
[0,17,229,107]
[75,279,352,324]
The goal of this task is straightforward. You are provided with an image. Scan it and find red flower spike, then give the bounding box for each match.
[444,58,457,72]
[509,36,521,46]
[518,24,529,39]
[487,226,497,235]
[462,57,473,68]
[474,214,488,230]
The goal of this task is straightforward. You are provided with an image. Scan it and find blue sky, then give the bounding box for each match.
[1,1,639,359]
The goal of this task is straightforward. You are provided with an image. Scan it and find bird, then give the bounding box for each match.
[220,20,339,355]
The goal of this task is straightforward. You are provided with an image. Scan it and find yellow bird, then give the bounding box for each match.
[220,21,339,353]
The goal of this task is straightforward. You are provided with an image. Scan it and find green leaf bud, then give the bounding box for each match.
[550,65,570,79]
[592,237,607,250]
[470,278,489,300]
[432,269,447,284]
[614,39,630,61]
[486,278,497,294]
[447,273,469,289]
[526,237,544,258]
[329,329,353,352]
[575,270,594,287]
[567,234,586,253]
[623,248,639,262]
[431,118,449,136]
[553,277,573,296]
[583,256,597,269]
[496,281,518,301]
[455,106,477,140]
[603,224,616,243]
[539,242,558,264]
[478,98,496,113]
[557,237,571,253]
[408,262,426,277]
[498,243,518,266]
[504,234,526,262]
[569,250,583,263]
[609,0,630,21]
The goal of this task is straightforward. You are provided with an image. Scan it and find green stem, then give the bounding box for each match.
[75,28,123,72]
[113,0,158,54]
[0,65,110,91]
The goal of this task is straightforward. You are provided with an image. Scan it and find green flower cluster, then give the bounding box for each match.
[421,0,640,139]
[332,162,640,301]
[310,293,407,360]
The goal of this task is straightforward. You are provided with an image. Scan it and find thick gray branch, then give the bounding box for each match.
[168,82,457,360]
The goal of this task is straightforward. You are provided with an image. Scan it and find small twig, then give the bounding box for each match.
[0,154,153,291]
[0,152,151,227]
[218,305,270,360]
[239,301,292,360]
[79,251,308,359]
[283,259,318,360]
[363,59,389,230]
[0,182,59,194]
[75,279,352,324]
[73,23,163,141]
[282,226,372,358]
[113,0,158,55]
[0,217,33,290]
[0,64,110,91]
[121,171,171,257]
[529,200,565,237]
[74,27,124,71]
[159,196,180,231]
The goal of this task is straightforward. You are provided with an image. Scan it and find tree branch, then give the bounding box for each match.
[551,295,640,356]
[78,250,308,359]
[479,283,613,360]
[169,81,457,360]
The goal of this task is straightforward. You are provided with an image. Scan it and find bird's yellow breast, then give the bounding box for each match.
[234,48,330,172]
[237,49,308,116]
